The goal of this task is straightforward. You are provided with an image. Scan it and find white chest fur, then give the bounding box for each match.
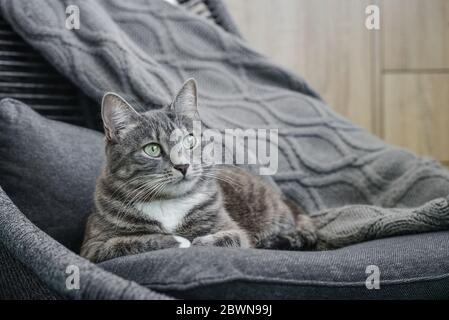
[134,192,207,232]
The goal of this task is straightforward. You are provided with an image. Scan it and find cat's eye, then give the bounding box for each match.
[143,143,162,157]
[183,134,197,150]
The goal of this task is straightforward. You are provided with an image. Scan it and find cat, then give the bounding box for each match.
[80,79,317,263]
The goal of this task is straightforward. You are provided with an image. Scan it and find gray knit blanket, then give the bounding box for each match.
[2,0,449,249]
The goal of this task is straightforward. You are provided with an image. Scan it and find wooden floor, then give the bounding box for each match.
[226,0,449,167]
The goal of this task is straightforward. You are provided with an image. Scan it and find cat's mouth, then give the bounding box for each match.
[166,172,192,185]
[162,174,199,196]
[171,168,200,184]
[174,174,195,183]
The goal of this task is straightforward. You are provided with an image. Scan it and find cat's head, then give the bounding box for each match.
[101,78,206,198]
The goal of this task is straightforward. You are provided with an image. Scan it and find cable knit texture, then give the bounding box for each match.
[1,0,449,249]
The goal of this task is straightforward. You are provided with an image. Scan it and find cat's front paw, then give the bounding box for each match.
[192,231,248,247]
[192,235,215,247]
[173,235,191,248]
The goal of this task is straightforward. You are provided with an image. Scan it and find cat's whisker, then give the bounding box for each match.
[115,176,171,225]
[132,175,174,205]
[146,180,169,203]
[124,178,168,207]
[201,168,243,185]
[117,172,178,220]
[109,173,168,201]
[194,172,241,189]
[200,168,241,182]
[117,176,166,207]
[141,179,168,202]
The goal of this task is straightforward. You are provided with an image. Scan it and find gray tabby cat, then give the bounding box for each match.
[80,79,317,263]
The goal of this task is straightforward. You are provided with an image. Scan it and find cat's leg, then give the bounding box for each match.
[81,234,191,263]
[272,230,317,250]
[256,231,315,250]
[294,214,318,248]
[256,215,317,250]
[192,230,251,248]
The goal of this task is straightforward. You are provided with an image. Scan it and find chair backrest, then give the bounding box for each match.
[0,14,101,130]
[0,0,240,131]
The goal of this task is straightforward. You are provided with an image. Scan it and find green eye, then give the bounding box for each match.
[183,134,197,150]
[143,143,161,157]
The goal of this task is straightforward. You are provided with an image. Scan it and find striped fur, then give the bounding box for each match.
[80,79,316,263]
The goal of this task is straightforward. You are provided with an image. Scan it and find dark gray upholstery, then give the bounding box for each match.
[0,187,170,299]
[0,98,104,252]
[0,242,62,300]
[100,231,449,299]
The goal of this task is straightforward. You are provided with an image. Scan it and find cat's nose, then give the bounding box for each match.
[174,164,189,176]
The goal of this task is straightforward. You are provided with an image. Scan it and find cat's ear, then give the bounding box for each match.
[101,92,140,142]
[170,78,198,113]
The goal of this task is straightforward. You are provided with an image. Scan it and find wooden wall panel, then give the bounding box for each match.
[226,0,449,166]
[226,0,375,132]
[383,74,449,163]
[382,0,449,70]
